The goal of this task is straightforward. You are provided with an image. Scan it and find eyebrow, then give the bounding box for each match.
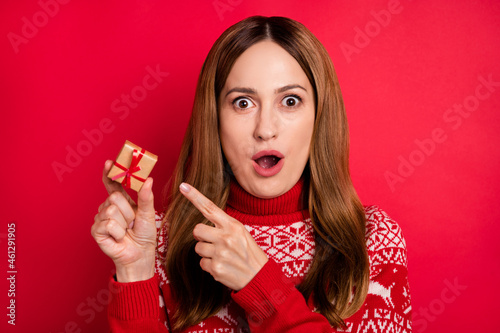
[224,84,307,97]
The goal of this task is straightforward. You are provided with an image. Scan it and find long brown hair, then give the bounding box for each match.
[163,15,369,331]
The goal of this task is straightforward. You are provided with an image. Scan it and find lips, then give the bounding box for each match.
[252,150,284,160]
[252,150,284,166]
[252,150,284,177]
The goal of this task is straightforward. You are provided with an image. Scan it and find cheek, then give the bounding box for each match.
[219,112,234,150]
[220,120,250,164]
[292,115,315,154]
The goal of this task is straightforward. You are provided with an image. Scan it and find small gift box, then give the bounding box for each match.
[107,140,158,192]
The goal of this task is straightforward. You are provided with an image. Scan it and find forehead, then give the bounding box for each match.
[223,40,311,92]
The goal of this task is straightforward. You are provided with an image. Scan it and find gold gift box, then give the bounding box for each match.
[107,140,158,192]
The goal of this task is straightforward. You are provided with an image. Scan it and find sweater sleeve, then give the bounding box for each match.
[107,211,171,332]
[231,258,336,332]
[231,206,412,333]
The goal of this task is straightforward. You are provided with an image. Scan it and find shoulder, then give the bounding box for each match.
[363,205,407,254]
[363,205,409,277]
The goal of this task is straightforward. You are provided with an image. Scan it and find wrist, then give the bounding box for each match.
[115,261,155,283]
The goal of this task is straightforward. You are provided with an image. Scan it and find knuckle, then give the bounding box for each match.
[105,204,118,216]
[211,261,224,277]
[217,248,229,260]
[114,229,126,241]
[105,218,117,230]
[108,191,122,203]
[222,235,235,249]
[201,200,219,217]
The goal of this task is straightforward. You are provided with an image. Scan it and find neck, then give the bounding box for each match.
[225,176,309,226]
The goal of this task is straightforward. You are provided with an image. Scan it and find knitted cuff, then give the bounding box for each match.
[107,274,160,320]
[231,259,295,323]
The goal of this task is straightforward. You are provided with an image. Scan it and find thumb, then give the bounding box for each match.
[133,177,155,227]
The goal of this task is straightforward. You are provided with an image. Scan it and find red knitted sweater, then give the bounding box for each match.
[107,177,412,332]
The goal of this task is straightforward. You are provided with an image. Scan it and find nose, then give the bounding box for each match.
[254,105,279,141]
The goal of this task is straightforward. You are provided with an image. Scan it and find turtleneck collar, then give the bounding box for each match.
[225,176,309,226]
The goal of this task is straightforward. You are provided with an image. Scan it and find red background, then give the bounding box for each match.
[1,0,499,332]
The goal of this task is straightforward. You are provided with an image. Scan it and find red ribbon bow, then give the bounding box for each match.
[112,148,147,189]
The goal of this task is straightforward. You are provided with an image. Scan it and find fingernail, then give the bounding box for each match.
[179,182,190,193]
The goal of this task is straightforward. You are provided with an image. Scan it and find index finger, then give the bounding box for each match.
[179,182,228,229]
[102,160,134,204]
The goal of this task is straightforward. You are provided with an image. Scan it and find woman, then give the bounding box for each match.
[92,16,412,332]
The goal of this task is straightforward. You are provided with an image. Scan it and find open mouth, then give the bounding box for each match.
[255,155,281,169]
[251,150,285,177]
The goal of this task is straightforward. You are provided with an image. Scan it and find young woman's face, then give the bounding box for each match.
[219,40,315,199]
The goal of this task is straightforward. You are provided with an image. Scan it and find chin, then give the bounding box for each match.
[249,176,289,199]
[252,189,280,199]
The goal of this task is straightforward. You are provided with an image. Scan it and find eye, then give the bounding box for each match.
[232,97,255,110]
[281,95,302,108]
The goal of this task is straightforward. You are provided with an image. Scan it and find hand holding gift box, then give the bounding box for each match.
[107,140,158,192]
